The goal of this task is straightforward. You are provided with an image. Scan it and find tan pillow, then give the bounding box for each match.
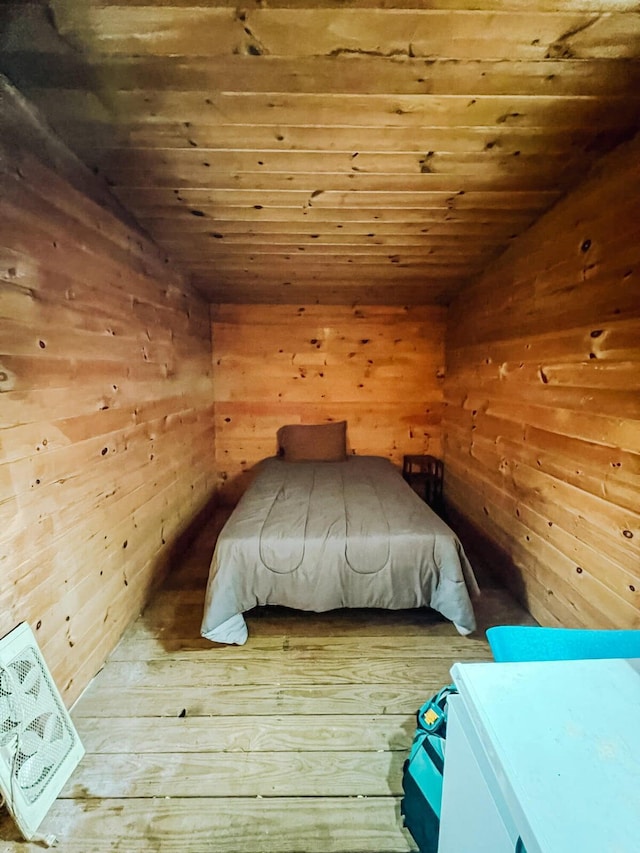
[277,421,347,462]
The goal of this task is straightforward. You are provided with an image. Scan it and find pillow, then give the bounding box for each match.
[277,421,347,462]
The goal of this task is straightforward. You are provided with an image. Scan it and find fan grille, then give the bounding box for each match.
[0,647,76,805]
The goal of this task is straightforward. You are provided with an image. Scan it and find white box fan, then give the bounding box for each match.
[0,622,84,842]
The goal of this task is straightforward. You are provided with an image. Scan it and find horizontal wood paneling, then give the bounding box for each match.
[5,55,640,99]
[444,134,640,629]
[40,6,640,61]
[3,2,640,305]
[212,304,445,502]
[0,79,216,705]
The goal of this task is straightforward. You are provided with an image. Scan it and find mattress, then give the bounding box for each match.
[201,456,479,644]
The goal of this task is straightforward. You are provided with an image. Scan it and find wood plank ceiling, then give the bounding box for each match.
[2,0,640,305]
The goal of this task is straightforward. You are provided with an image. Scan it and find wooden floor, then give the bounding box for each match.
[2,512,535,852]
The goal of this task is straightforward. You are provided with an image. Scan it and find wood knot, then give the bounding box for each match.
[0,364,16,392]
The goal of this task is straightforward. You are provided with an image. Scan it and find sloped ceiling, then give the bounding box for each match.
[2,0,640,305]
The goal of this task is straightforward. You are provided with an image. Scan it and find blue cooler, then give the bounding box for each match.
[486,626,640,662]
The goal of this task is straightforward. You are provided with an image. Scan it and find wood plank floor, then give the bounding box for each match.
[1,511,535,852]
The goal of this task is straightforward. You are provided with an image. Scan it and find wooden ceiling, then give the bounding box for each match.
[2,1,640,305]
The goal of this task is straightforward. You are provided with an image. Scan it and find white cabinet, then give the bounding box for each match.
[438,658,640,853]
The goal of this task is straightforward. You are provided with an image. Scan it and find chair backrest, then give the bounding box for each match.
[486,626,640,662]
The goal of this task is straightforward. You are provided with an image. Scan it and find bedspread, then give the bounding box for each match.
[201,456,479,644]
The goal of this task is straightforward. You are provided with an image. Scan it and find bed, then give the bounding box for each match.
[200,452,479,645]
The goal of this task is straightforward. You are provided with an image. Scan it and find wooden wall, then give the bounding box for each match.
[444,135,640,629]
[212,303,445,503]
[0,80,216,705]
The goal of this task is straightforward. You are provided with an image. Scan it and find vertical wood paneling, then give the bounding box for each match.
[444,135,640,629]
[0,80,216,705]
[212,304,445,503]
